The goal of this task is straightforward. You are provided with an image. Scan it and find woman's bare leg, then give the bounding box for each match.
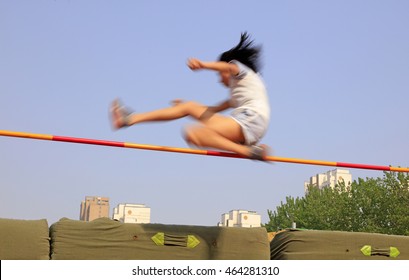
[185,125,250,157]
[184,113,258,157]
[111,100,212,128]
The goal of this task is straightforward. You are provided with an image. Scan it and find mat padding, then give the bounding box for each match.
[50,218,269,260]
[270,229,409,260]
[0,218,50,260]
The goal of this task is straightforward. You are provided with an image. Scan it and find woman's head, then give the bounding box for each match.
[219,32,262,73]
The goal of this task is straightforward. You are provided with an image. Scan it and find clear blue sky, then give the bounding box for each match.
[1,1,408,226]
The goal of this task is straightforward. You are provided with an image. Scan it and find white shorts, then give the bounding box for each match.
[230,109,268,146]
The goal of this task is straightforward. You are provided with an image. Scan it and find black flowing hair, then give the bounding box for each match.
[219,32,262,73]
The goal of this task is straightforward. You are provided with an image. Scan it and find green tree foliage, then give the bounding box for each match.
[264,172,409,236]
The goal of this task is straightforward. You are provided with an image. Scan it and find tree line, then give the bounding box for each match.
[265,172,409,236]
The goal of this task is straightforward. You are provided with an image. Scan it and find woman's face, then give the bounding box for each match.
[219,69,231,87]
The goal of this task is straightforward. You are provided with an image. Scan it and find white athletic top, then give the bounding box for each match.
[228,60,270,123]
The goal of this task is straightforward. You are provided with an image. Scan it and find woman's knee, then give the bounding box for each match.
[184,125,205,146]
[177,101,206,117]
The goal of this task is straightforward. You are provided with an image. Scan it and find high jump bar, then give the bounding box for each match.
[1,129,408,173]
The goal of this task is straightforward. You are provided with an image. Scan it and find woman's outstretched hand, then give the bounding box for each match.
[170,99,184,106]
[187,58,204,70]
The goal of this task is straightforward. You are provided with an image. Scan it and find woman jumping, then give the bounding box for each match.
[110,32,270,160]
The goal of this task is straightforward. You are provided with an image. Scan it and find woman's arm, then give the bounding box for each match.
[188,58,239,75]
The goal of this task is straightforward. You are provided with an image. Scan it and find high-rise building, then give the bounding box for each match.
[112,203,150,224]
[304,169,352,193]
[80,196,110,221]
[218,210,261,227]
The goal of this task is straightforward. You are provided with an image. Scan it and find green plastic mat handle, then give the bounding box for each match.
[151,232,200,248]
[361,245,400,258]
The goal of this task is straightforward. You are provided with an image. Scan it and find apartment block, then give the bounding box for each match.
[112,203,150,224]
[218,210,261,228]
[80,196,110,221]
[304,169,352,193]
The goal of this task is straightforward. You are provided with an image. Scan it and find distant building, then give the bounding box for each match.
[112,203,150,224]
[218,210,261,228]
[80,196,110,221]
[304,169,352,193]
